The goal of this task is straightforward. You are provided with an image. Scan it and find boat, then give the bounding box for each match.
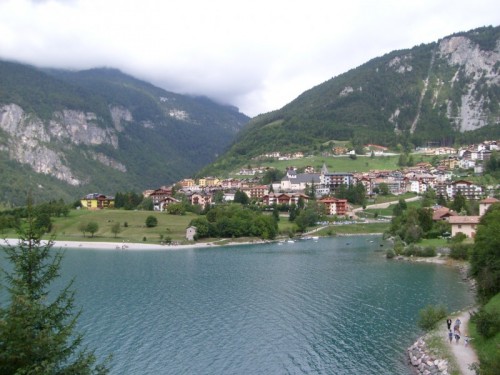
[287,240,295,243]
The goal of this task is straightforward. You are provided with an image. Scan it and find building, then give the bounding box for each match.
[149,188,174,210]
[186,226,197,241]
[318,197,348,216]
[158,196,180,211]
[80,193,114,210]
[448,216,480,238]
[190,192,212,209]
[479,197,499,216]
[432,207,457,221]
[280,171,321,193]
[320,164,353,193]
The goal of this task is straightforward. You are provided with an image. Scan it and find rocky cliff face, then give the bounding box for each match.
[0,103,127,185]
[438,36,500,131]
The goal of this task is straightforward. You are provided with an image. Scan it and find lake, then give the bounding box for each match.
[55,235,473,374]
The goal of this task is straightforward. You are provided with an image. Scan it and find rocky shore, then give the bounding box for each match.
[408,338,449,375]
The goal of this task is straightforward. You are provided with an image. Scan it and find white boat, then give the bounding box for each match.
[287,240,295,243]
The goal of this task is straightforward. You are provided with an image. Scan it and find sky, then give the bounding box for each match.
[0,0,499,117]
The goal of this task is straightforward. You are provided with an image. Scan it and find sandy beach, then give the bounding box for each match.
[1,238,222,251]
[1,237,271,251]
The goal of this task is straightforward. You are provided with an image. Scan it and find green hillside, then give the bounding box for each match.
[201,26,500,176]
[0,63,249,206]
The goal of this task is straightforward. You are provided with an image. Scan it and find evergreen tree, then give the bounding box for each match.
[0,206,110,374]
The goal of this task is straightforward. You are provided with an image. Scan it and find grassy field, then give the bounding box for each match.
[314,221,390,236]
[2,209,198,245]
[237,153,438,175]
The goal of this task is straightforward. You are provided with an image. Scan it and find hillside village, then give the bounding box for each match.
[83,140,499,231]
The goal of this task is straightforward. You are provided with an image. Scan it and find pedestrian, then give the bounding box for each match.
[455,332,460,344]
[448,330,453,343]
[454,318,461,334]
[446,318,452,330]
[464,336,472,347]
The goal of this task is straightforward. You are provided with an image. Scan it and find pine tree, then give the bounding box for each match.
[0,205,110,374]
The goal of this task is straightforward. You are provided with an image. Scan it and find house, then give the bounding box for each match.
[261,193,309,206]
[479,197,499,216]
[159,196,180,211]
[80,193,114,210]
[179,178,196,188]
[149,188,174,210]
[198,177,220,187]
[448,216,480,238]
[190,192,212,209]
[186,226,197,241]
[318,197,348,216]
[432,207,457,221]
[240,185,269,199]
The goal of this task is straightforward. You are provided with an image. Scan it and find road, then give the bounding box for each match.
[352,195,422,212]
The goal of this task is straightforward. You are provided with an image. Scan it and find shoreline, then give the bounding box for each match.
[2,233,383,251]
[1,238,269,251]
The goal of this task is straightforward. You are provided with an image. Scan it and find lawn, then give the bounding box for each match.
[315,221,390,235]
[0,209,198,245]
[235,153,438,175]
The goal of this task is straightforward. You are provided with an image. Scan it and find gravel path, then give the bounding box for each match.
[447,312,479,375]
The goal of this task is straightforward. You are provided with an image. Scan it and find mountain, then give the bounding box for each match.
[0,62,249,205]
[202,26,500,176]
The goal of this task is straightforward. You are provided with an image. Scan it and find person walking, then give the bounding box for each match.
[455,332,461,344]
[446,318,452,330]
[454,318,461,334]
[448,330,453,344]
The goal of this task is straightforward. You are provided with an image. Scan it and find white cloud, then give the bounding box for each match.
[0,0,498,116]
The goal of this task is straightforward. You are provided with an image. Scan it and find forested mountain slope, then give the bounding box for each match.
[202,26,499,176]
[0,62,248,205]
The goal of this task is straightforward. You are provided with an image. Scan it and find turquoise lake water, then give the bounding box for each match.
[52,236,473,374]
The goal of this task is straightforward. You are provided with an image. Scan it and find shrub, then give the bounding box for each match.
[472,308,500,339]
[417,305,447,331]
[449,243,472,260]
[386,249,395,259]
[450,232,467,244]
[421,246,436,257]
[145,215,158,228]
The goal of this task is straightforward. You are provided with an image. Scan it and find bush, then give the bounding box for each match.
[450,232,467,244]
[403,244,436,257]
[421,246,436,257]
[145,215,158,228]
[449,243,472,260]
[386,249,395,259]
[417,305,447,331]
[472,308,500,339]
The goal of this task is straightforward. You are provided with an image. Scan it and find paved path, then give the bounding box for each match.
[446,311,479,375]
[352,195,422,212]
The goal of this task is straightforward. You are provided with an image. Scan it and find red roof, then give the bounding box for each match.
[448,216,480,224]
[480,197,499,204]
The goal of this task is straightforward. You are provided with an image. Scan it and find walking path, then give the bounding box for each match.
[447,311,479,375]
[352,195,422,212]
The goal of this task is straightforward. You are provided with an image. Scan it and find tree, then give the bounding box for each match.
[78,221,88,237]
[450,190,466,213]
[0,206,110,374]
[470,203,500,299]
[86,221,99,237]
[234,190,249,205]
[111,222,121,238]
[145,215,158,228]
[378,183,390,196]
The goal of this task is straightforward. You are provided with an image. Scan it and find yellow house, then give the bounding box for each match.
[198,177,220,187]
[80,193,115,210]
[179,178,196,188]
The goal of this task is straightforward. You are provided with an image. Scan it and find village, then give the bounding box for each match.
[82,140,499,239]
